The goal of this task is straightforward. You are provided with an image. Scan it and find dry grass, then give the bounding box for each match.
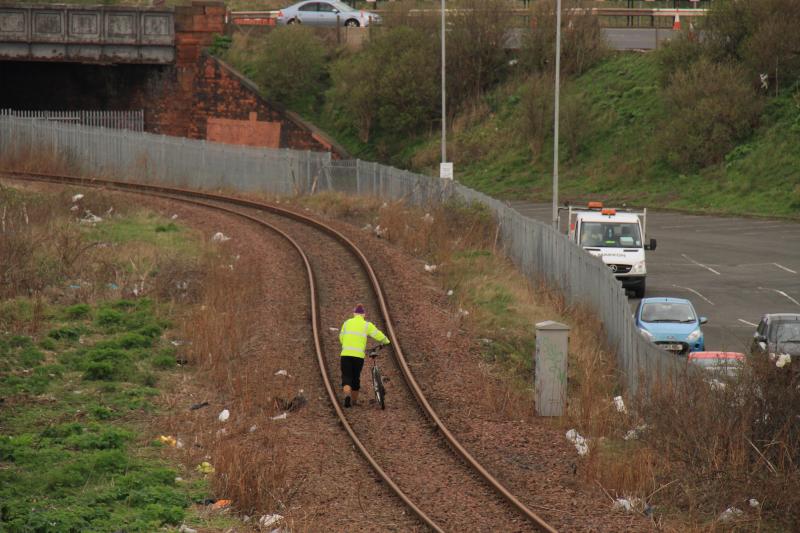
[171,249,294,515]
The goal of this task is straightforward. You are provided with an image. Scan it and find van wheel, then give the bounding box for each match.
[634,282,646,299]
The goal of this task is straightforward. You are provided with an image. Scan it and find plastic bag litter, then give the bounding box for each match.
[218,409,230,422]
[719,507,743,522]
[775,353,791,368]
[171,214,178,220]
[196,461,215,474]
[71,193,84,203]
[613,497,641,513]
[749,498,760,508]
[259,514,284,528]
[249,424,258,433]
[422,213,434,223]
[362,223,373,232]
[374,225,387,238]
[158,435,177,447]
[178,525,197,533]
[613,396,627,414]
[623,424,648,441]
[80,211,102,224]
[565,429,589,456]
[329,327,339,331]
[211,232,231,242]
[210,499,232,510]
[275,369,289,377]
[70,204,79,212]
[424,264,438,273]
[271,412,288,421]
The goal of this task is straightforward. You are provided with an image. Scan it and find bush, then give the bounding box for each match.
[660,60,763,171]
[445,0,515,114]
[522,0,609,78]
[64,303,91,320]
[95,308,124,328]
[517,72,554,157]
[249,26,327,112]
[328,26,439,146]
[704,0,800,91]
[655,34,705,87]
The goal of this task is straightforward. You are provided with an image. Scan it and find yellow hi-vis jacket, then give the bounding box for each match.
[339,315,389,358]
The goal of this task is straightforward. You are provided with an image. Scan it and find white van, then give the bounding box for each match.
[563,202,656,298]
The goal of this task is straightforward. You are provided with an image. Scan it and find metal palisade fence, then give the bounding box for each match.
[0,117,680,393]
[0,109,144,133]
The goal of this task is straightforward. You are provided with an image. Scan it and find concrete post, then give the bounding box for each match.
[535,320,569,417]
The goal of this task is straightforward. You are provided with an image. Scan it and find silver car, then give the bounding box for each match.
[276,1,381,27]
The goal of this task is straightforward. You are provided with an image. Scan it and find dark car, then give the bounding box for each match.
[751,313,800,363]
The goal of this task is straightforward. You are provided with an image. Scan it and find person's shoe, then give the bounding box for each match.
[343,395,351,408]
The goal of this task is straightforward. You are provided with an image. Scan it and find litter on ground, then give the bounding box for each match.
[210,499,232,510]
[275,369,289,377]
[749,498,760,508]
[719,507,743,522]
[71,193,84,202]
[565,429,589,456]
[613,497,641,513]
[211,232,231,242]
[158,435,177,447]
[196,461,215,474]
[424,263,438,273]
[259,514,284,528]
[178,525,197,533]
[190,401,209,410]
[613,396,627,414]
[218,409,230,422]
[271,412,288,421]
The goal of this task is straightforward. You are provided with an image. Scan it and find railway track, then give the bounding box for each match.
[2,171,558,533]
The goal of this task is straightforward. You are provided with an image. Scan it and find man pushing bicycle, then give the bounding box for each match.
[339,303,390,408]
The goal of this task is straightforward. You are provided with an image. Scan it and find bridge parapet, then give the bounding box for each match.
[0,3,175,63]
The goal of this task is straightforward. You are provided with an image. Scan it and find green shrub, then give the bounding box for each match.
[249,26,327,112]
[48,326,81,341]
[151,353,176,370]
[63,426,133,450]
[38,337,57,351]
[64,303,91,319]
[9,335,32,348]
[95,308,124,328]
[20,346,45,367]
[329,26,439,146]
[660,59,763,171]
[154,223,179,233]
[115,332,152,349]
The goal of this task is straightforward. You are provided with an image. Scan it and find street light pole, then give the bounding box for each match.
[441,0,447,166]
[552,0,562,229]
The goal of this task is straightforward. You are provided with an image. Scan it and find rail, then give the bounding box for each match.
[0,117,683,394]
[2,170,557,532]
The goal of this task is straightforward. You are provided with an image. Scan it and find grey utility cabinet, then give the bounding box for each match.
[534,320,569,417]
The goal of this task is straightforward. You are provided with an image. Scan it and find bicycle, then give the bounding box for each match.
[366,344,387,410]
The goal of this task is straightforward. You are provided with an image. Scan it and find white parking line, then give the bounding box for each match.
[681,254,721,275]
[672,284,715,305]
[773,263,798,274]
[738,319,758,327]
[758,287,800,306]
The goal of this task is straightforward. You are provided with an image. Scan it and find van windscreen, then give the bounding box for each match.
[579,222,641,248]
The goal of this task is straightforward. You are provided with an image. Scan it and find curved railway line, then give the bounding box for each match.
[2,171,558,533]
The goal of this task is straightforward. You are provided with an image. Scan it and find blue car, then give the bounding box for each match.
[635,297,707,355]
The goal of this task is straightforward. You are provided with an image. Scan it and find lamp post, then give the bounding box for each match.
[552,0,562,229]
[441,0,447,168]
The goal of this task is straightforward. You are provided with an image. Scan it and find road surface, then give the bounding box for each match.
[509,202,800,353]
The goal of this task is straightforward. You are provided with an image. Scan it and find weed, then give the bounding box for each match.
[64,303,92,319]
[48,325,82,341]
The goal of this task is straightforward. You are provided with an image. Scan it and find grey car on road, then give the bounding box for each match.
[276,1,381,27]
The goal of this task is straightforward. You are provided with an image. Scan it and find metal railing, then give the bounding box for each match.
[0,116,681,393]
[0,110,144,133]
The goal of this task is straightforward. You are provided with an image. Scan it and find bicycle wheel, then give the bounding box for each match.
[372,365,385,410]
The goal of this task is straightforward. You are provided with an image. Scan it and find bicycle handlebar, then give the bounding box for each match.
[366,344,388,358]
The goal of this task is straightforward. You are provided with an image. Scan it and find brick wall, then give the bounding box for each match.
[188,53,346,156]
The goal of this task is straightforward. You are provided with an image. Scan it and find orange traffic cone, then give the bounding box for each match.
[672,13,681,31]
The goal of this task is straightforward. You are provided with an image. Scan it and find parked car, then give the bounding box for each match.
[688,351,745,378]
[634,297,707,355]
[276,1,381,27]
[751,313,800,362]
